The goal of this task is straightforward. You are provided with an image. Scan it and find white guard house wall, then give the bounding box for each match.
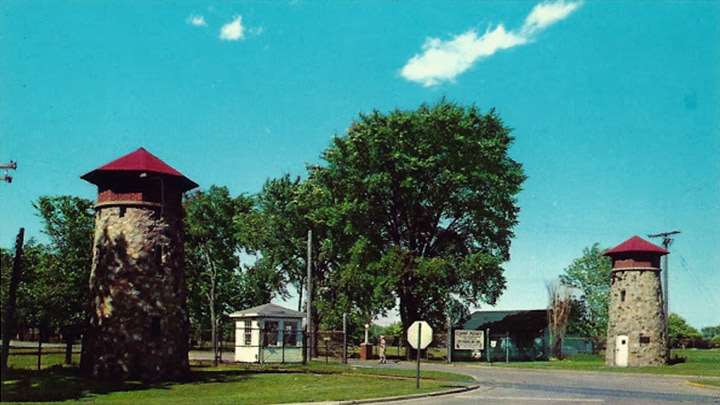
[230,303,305,364]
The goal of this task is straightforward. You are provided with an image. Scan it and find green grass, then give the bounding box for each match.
[1,357,471,404]
[5,352,80,370]
[480,349,720,377]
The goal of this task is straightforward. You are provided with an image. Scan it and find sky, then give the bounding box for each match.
[1,1,718,330]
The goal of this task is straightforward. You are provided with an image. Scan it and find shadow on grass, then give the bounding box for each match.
[1,363,312,402]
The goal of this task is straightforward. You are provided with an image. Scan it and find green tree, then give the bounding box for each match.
[310,100,525,332]
[559,244,612,342]
[33,196,94,362]
[668,313,702,348]
[701,325,720,340]
[184,185,283,359]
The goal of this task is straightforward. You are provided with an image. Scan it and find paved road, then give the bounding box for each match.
[377,362,720,405]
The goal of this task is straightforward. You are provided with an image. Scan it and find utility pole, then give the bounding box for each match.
[306,229,312,362]
[648,230,680,354]
[1,161,17,183]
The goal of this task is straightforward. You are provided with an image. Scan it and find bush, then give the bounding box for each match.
[667,354,687,365]
[710,336,720,348]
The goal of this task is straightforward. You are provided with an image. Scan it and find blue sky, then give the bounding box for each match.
[1,1,718,329]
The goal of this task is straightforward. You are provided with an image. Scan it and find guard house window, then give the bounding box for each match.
[284,321,298,346]
[263,321,279,347]
[244,320,252,346]
[639,335,650,344]
[620,290,626,302]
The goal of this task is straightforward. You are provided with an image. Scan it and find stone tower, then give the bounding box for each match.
[80,148,198,381]
[604,235,668,367]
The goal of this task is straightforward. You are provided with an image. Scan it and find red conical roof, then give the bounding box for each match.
[81,147,198,191]
[604,235,668,256]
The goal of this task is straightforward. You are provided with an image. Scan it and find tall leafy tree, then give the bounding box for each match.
[184,185,283,356]
[310,100,525,331]
[33,196,94,362]
[559,244,612,342]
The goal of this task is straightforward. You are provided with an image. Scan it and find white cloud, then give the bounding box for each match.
[220,16,245,41]
[187,14,207,27]
[522,0,582,34]
[400,0,582,87]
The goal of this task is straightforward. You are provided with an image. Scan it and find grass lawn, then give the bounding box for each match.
[479,349,720,377]
[1,356,472,404]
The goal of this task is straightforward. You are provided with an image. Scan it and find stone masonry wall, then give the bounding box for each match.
[80,205,189,381]
[606,269,667,367]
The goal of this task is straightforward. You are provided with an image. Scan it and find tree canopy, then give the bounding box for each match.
[560,244,612,341]
[308,100,525,329]
[184,185,284,342]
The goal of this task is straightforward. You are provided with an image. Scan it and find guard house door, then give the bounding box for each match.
[615,335,629,367]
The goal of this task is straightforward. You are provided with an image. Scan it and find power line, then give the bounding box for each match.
[677,254,719,310]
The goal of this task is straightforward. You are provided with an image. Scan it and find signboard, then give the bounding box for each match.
[454,329,484,351]
[407,321,433,350]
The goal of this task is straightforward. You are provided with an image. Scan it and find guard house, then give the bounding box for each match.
[230,303,305,363]
[604,236,668,367]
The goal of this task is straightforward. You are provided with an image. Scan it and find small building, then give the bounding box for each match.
[604,235,668,367]
[455,309,549,362]
[229,303,305,363]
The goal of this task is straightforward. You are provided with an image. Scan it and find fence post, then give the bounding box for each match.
[447,314,452,364]
[302,330,307,365]
[397,335,401,360]
[342,313,347,364]
[486,328,490,364]
[505,331,509,364]
[37,337,42,371]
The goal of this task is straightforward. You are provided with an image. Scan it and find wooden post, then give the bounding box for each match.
[37,337,42,371]
[342,313,347,364]
[1,228,24,377]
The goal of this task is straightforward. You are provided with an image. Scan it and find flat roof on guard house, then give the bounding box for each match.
[81,147,198,192]
[229,303,306,319]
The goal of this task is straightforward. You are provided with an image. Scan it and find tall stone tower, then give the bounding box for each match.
[80,148,198,381]
[604,235,668,367]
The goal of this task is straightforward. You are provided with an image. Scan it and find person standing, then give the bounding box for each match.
[378,335,387,364]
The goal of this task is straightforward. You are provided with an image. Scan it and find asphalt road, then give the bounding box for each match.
[380,362,720,405]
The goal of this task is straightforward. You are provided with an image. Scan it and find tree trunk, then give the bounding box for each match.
[210,301,217,366]
[64,335,74,365]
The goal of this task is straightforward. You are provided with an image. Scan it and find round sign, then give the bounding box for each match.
[407,321,433,350]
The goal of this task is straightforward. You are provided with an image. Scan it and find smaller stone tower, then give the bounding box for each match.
[80,148,198,381]
[604,235,668,367]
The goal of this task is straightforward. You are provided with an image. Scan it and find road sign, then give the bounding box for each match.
[407,321,433,350]
[454,329,484,350]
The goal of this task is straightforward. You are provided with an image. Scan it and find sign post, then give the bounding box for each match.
[407,321,433,389]
[416,323,421,389]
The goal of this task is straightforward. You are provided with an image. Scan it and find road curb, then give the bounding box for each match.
[687,381,720,391]
[451,363,720,381]
[336,383,481,404]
